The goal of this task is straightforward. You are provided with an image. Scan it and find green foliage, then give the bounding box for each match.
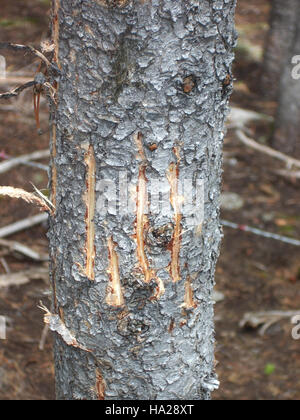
[264,364,276,376]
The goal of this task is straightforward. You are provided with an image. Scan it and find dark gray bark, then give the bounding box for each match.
[272,2,300,158]
[49,0,236,400]
[261,0,298,100]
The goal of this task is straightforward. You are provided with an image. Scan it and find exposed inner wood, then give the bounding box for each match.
[84,144,96,281]
[136,165,152,283]
[134,132,165,299]
[182,276,197,309]
[96,369,106,400]
[106,236,124,307]
[167,148,182,283]
[53,0,61,68]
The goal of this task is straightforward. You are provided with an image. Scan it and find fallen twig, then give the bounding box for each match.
[0,267,48,288]
[235,129,300,170]
[0,149,50,174]
[228,107,273,129]
[240,310,300,336]
[0,257,10,274]
[0,213,48,238]
[0,238,48,262]
[274,169,300,179]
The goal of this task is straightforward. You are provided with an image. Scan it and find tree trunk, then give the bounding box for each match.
[261,0,298,100]
[49,0,236,400]
[272,2,300,158]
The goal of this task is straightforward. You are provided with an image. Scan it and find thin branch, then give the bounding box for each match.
[0,186,52,212]
[0,213,48,239]
[0,42,51,68]
[0,80,36,100]
[0,149,50,174]
[235,129,300,170]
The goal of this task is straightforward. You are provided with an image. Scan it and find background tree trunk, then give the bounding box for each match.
[272,3,300,158]
[261,0,298,100]
[49,0,236,400]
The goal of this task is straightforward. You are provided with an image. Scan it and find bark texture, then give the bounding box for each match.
[272,2,300,158]
[49,0,236,400]
[261,0,298,100]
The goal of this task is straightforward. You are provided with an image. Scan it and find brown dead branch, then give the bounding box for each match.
[0,80,36,100]
[0,43,51,69]
[0,186,52,213]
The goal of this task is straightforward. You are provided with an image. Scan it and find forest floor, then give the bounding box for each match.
[0,0,300,401]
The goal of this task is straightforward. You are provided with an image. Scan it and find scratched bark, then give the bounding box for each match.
[49,0,237,400]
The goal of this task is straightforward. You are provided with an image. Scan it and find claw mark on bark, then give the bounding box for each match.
[96,369,106,400]
[167,147,182,283]
[182,276,197,309]
[136,165,152,283]
[53,0,61,68]
[106,236,125,307]
[134,132,165,299]
[83,144,96,281]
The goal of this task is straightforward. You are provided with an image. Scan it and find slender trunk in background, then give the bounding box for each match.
[49,0,236,400]
[261,0,298,100]
[272,3,300,158]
